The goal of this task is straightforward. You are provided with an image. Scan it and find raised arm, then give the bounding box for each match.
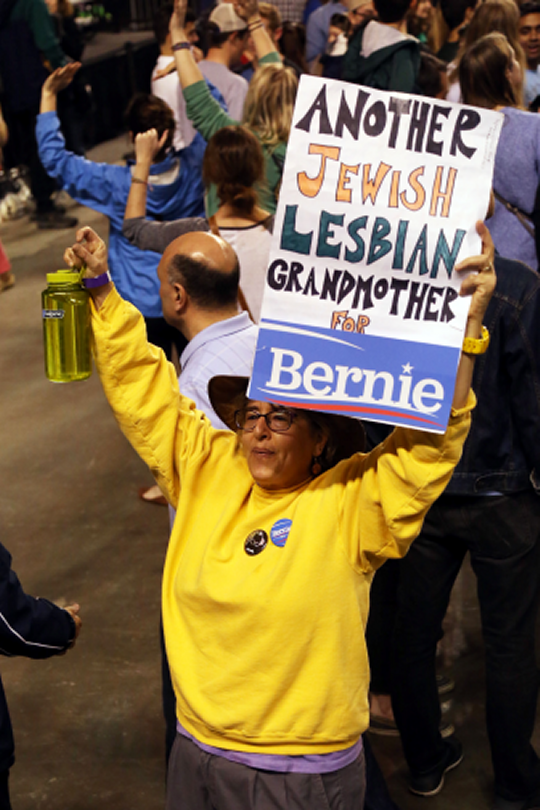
[451,221,496,411]
[169,0,278,91]
[123,127,209,252]
[233,0,279,62]
[40,63,81,113]
[124,128,168,221]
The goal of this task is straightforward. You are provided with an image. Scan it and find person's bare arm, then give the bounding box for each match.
[40,63,81,113]
[124,128,168,221]
[451,221,496,411]
[233,0,279,61]
[169,0,207,89]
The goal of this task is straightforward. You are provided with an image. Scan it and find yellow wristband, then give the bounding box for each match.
[462,325,490,355]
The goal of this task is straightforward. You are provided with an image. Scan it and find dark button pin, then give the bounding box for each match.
[244,529,268,556]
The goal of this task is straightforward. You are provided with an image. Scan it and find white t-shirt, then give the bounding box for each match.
[151,55,197,151]
[219,220,273,321]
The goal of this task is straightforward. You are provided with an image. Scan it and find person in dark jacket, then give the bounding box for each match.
[0,540,81,810]
[0,0,77,228]
[388,254,540,809]
[342,0,421,91]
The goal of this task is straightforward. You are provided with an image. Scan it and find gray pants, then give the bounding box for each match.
[166,734,366,810]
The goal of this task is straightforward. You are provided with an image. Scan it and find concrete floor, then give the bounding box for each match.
[0,136,539,810]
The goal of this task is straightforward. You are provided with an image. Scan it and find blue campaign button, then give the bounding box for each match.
[271,519,293,548]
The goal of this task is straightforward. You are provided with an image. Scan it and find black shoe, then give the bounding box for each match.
[30,203,66,220]
[409,737,463,797]
[35,211,78,229]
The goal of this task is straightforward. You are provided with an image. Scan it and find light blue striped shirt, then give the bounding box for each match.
[178,311,257,426]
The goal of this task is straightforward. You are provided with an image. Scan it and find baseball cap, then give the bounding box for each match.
[209,4,248,32]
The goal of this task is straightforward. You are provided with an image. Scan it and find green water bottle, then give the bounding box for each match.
[42,269,92,383]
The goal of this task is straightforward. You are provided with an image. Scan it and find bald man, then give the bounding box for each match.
[156,232,258,425]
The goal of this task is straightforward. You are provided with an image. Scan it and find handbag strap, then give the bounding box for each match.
[494,190,535,238]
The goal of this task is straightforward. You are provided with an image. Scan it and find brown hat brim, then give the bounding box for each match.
[208,376,250,432]
[207,375,366,462]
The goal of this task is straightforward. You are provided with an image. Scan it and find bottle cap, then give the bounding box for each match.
[46,269,84,285]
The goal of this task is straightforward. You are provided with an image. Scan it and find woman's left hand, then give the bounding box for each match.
[170,0,187,37]
[455,221,496,329]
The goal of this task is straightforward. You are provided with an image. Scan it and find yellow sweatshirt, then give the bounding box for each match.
[91,288,473,756]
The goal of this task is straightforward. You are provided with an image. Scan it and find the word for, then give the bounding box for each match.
[331,311,371,333]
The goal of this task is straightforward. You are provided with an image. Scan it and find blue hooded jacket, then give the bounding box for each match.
[37,111,207,317]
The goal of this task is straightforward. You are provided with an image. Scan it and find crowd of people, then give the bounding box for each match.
[1,0,540,807]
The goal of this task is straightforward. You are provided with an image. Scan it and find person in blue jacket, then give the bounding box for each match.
[37,62,213,358]
[0,541,81,810]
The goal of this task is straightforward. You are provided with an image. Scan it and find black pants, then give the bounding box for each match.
[2,105,56,212]
[0,771,11,810]
[390,492,540,802]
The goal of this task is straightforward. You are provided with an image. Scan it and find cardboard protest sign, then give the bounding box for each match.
[248,76,503,433]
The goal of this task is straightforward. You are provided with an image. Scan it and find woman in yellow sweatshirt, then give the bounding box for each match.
[68,225,495,810]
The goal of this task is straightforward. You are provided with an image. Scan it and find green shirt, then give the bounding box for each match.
[183,52,286,216]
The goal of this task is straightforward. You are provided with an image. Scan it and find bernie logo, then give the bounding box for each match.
[271,519,293,548]
[266,348,444,415]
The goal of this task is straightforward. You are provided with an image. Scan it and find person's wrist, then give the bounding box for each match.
[83,270,111,288]
[171,29,188,44]
[134,159,151,174]
[463,316,483,339]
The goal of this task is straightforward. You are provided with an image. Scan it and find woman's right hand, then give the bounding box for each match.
[43,63,81,97]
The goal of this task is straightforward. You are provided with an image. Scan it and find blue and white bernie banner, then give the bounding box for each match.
[248,76,503,433]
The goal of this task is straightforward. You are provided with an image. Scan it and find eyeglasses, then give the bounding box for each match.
[234,407,297,433]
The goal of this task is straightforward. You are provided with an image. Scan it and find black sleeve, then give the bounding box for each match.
[0,543,75,659]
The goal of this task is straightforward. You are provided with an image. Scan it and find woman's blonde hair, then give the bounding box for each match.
[459,31,518,109]
[243,63,298,146]
[451,0,526,106]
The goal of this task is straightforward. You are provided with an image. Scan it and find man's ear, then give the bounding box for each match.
[173,282,187,313]
[275,26,283,43]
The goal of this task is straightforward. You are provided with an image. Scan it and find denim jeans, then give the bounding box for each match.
[390,491,540,802]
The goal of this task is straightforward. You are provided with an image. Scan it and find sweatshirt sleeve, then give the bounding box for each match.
[122,216,210,253]
[90,287,223,509]
[336,393,475,573]
[0,544,75,659]
[183,81,237,143]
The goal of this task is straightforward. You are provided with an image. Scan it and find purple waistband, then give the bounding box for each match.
[176,722,363,774]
